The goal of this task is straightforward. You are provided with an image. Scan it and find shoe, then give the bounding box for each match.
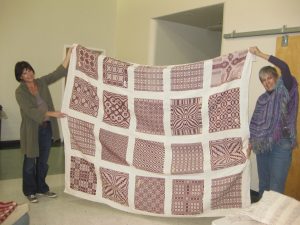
[27,194,38,203]
[37,191,57,198]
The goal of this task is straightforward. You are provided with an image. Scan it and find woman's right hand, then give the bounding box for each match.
[247,142,252,158]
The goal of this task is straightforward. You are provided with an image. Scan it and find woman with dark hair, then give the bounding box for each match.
[15,48,72,203]
[249,46,298,198]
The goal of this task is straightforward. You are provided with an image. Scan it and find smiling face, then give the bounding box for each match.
[21,68,35,83]
[15,61,35,82]
[258,66,278,92]
[260,73,277,91]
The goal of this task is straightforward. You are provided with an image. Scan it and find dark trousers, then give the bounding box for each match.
[22,122,52,196]
[256,138,292,198]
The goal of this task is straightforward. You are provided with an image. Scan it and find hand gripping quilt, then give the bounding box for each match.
[61,44,253,217]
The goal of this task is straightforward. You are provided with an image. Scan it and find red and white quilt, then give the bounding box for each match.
[62,44,253,217]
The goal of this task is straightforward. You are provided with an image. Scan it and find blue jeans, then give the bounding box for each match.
[22,122,52,196]
[256,138,292,198]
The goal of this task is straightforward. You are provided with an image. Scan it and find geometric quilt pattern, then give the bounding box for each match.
[171,97,202,135]
[172,179,204,215]
[99,129,129,166]
[103,57,131,88]
[69,76,99,117]
[134,176,165,214]
[100,167,129,206]
[133,138,165,174]
[208,88,240,133]
[211,173,242,209]
[210,137,246,170]
[70,156,97,195]
[63,45,253,217]
[103,90,130,128]
[68,116,96,156]
[171,143,203,174]
[134,65,165,92]
[211,50,247,87]
[134,98,164,135]
[171,61,204,91]
[76,44,101,80]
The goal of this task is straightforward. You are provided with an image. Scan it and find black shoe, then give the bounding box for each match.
[27,194,38,203]
[37,191,57,198]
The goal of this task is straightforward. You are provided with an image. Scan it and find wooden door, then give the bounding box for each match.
[276,35,300,200]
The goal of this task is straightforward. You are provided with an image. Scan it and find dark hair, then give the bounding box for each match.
[15,61,35,82]
[259,66,278,81]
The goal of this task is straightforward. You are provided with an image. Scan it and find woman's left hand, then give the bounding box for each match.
[46,111,67,118]
[249,46,261,56]
[62,47,73,69]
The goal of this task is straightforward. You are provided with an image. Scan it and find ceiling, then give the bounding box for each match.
[156,4,223,31]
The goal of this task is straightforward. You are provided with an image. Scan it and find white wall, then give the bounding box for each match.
[0,0,117,141]
[153,20,221,65]
[115,0,223,64]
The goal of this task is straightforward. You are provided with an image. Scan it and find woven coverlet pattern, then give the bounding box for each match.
[62,44,253,217]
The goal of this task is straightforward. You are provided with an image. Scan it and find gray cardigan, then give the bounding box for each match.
[15,65,67,157]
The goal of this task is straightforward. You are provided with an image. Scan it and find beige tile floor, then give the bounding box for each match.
[0,174,219,225]
[0,148,219,225]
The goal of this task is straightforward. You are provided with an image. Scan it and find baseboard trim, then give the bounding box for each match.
[0,140,20,149]
[0,139,63,150]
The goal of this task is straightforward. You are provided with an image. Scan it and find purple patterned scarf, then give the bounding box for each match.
[250,77,298,154]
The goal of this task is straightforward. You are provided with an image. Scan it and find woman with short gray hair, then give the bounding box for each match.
[249,46,298,199]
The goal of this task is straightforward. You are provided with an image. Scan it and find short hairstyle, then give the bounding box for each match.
[15,61,35,82]
[259,66,278,81]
